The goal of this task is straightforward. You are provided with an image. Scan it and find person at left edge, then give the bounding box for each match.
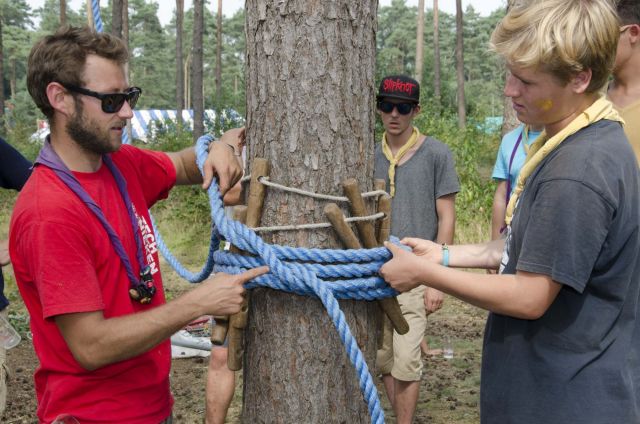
[9,25,268,424]
[0,138,31,421]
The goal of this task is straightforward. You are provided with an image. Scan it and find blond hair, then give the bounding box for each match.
[491,0,619,93]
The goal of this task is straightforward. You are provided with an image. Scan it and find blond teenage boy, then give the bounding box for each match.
[381,1,640,423]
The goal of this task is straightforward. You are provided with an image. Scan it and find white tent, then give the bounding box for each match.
[31,108,243,144]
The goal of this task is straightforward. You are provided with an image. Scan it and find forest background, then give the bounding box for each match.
[1,0,505,228]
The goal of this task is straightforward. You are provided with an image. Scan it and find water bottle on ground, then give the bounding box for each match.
[0,313,20,349]
[443,335,454,359]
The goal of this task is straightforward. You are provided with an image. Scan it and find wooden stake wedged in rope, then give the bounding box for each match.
[342,178,409,336]
[210,206,248,346]
[227,158,270,371]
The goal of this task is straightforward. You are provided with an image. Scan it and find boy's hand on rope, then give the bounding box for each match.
[401,237,442,262]
[380,241,424,293]
[203,127,246,194]
[193,266,269,316]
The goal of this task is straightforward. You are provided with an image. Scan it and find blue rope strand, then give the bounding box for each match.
[154,134,396,423]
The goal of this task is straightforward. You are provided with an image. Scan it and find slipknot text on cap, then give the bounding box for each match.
[383,79,417,95]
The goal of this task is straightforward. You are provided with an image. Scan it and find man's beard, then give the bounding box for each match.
[66,99,122,155]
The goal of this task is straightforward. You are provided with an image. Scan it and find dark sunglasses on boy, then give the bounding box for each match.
[61,83,142,114]
[376,101,416,115]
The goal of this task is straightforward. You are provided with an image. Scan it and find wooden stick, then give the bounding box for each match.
[373,179,387,243]
[324,203,361,249]
[227,158,270,371]
[377,194,392,246]
[341,179,409,335]
[342,178,378,248]
[210,206,248,346]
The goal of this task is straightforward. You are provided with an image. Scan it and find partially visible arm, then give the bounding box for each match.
[491,180,508,240]
[381,242,561,319]
[425,193,456,312]
[397,237,504,270]
[0,239,9,266]
[55,267,268,371]
[166,128,245,194]
[0,139,32,190]
[434,194,455,245]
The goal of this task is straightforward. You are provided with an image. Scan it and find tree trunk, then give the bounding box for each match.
[0,18,4,126]
[176,0,184,131]
[9,58,16,100]
[501,0,519,135]
[215,0,223,115]
[60,0,66,26]
[433,0,441,109]
[243,0,380,422]
[455,0,466,128]
[86,0,93,29]
[415,0,425,84]
[112,0,123,38]
[192,0,204,141]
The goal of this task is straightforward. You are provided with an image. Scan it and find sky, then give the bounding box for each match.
[26,0,508,26]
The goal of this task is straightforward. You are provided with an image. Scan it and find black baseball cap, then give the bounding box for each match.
[376,75,420,103]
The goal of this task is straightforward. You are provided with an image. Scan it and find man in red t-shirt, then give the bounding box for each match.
[9,26,268,424]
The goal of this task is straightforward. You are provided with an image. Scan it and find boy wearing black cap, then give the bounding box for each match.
[374,75,459,423]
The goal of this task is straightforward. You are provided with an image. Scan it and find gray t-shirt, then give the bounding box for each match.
[483,119,640,424]
[374,136,460,240]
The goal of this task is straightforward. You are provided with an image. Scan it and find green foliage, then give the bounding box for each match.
[412,104,499,231]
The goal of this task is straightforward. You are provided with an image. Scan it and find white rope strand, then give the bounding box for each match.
[240,174,387,201]
[252,212,385,233]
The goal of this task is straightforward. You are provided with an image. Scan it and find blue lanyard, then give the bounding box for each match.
[35,138,156,303]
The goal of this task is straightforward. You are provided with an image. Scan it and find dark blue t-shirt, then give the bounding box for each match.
[482,119,640,424]
[0,138,31,310]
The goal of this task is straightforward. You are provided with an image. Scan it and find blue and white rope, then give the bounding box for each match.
[91,0,104,33]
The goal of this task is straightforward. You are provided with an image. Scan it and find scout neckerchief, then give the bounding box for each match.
[505,96,623,226]
[382,126,420,197]
[35,138,156,303]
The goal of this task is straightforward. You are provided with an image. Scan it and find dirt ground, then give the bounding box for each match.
[4,272,486,424]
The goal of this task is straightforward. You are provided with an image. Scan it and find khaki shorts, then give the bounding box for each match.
[376,286,427,381]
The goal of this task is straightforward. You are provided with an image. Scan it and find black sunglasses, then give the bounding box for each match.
[376,101,416,115]
[61,83,142,113]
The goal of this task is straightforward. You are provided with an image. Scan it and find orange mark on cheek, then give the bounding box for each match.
[535,99,553,111]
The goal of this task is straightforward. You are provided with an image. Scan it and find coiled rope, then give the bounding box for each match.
[155,135,398,423]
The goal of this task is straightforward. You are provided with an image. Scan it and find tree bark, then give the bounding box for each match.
[433,0,441,108]
[86,0,94,29]
[0,18,4,125]
[215,0,223,112]
[112,0,123,38]
[60,0,66,26]
[176,0,184,131]
[243,0,380,422]
[192,0,205,141]
[9,58,15,100]
[455,0,466,128]
[415,0,425,84]
[501,0,519,135]
[120,0,132,143]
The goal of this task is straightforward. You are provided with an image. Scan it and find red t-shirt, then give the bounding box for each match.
[10,145,177,423]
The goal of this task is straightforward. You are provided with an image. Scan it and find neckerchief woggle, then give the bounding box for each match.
[35,137,156,303]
